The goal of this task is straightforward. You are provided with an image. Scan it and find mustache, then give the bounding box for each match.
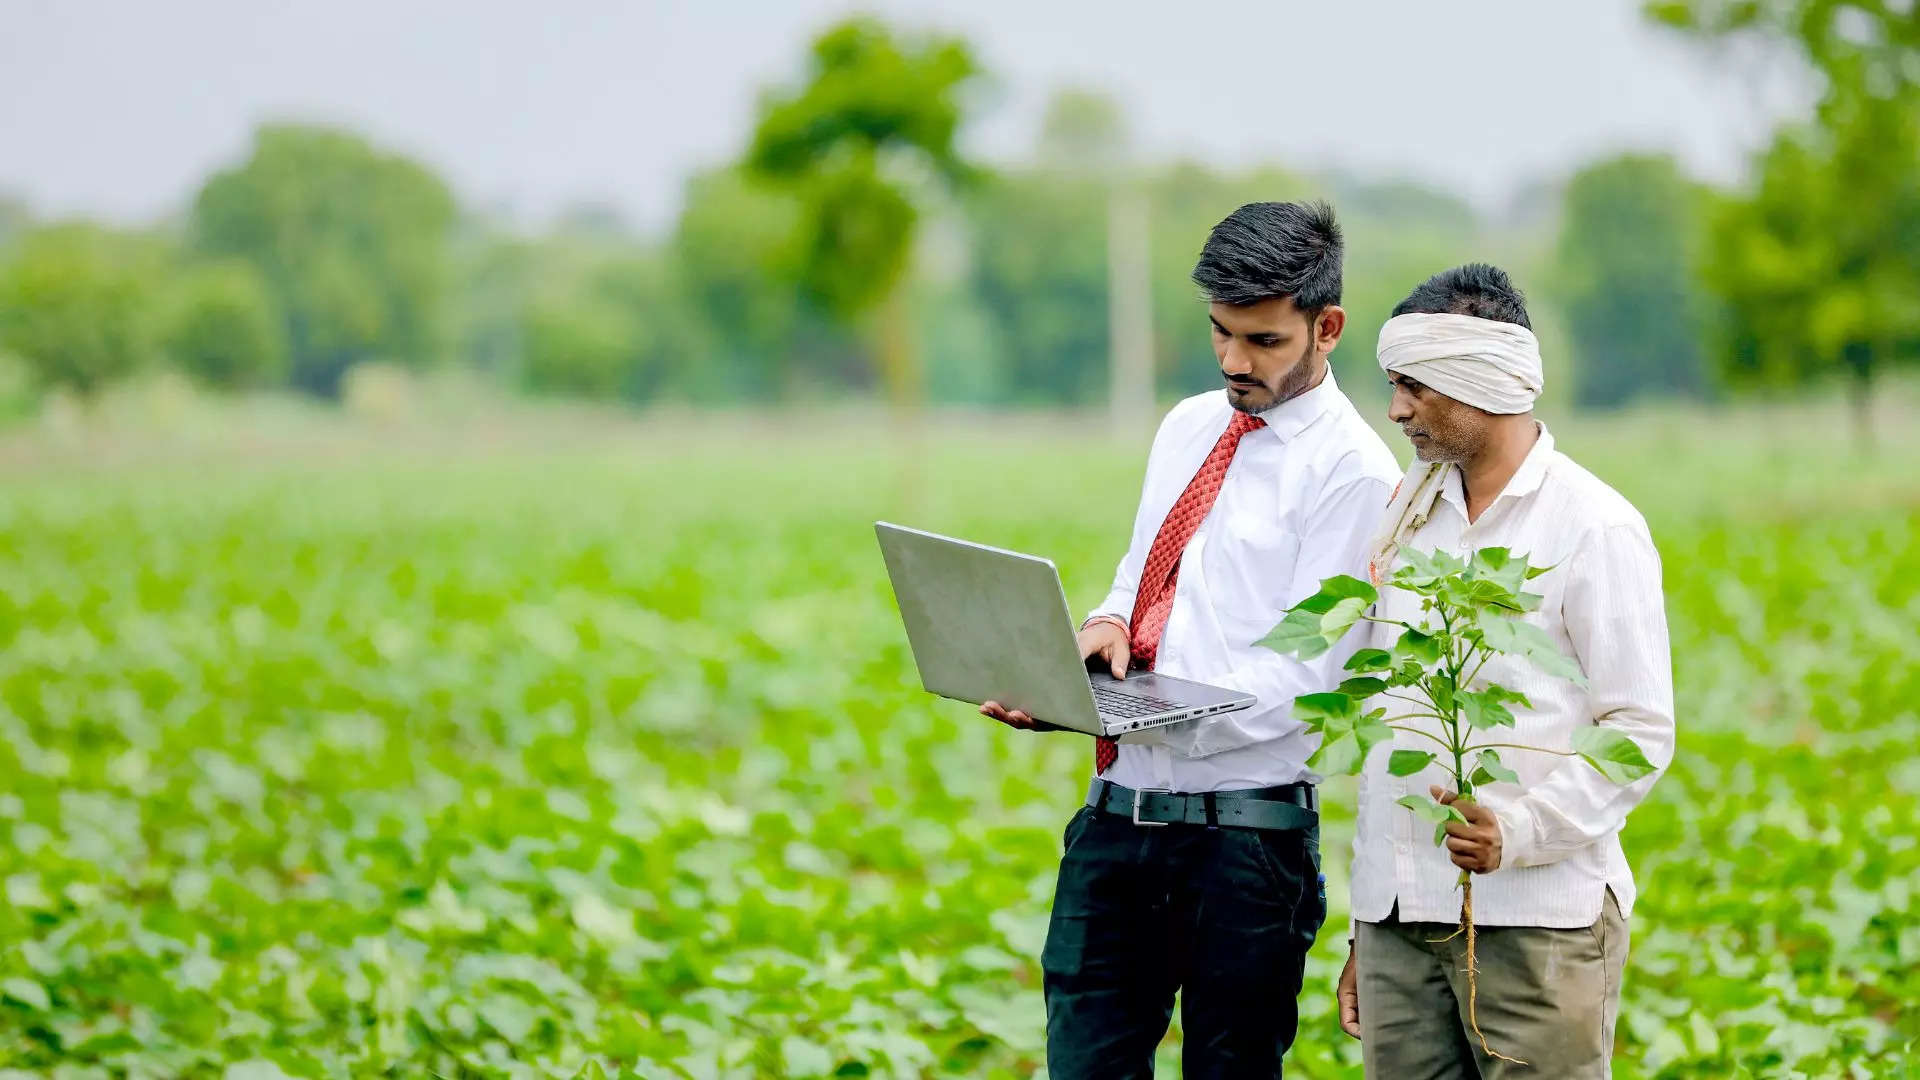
[1223,373,1262,386]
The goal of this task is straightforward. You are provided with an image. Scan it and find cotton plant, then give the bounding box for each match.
[1261,546,1654,1062]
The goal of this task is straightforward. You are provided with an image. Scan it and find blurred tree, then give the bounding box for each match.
[963,88,1131,407]
[1647,0,1919,101]
[189,124,457,396]
[451,225,533,385]
[159,261,288,390]
[1555,154,1712,408]
[967,171,1109,403]
[520,289,634,399]
[670,167,814,397]
[1649,0,1920,443]
[745,17,981,407]
[0,224,157,397]
[1697,99,1920,443]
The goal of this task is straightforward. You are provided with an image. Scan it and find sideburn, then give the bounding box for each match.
[1272,319,1324,404]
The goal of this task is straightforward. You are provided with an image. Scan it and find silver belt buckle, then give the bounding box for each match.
[1132,786,1172,827]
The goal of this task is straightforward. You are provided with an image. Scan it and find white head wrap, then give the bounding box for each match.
[1375,312,1543,415]
[1366,312,1545,581]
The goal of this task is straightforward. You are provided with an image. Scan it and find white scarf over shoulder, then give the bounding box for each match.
[1368,313,1544,581]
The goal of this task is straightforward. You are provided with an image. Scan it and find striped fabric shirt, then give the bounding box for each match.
[1349,424,1676,928]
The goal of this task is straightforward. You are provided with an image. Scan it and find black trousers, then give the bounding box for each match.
[1042,803,1326,1080]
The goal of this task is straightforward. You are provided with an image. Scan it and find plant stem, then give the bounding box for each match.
[1384,724,1455,752]
[1465,742,1577,757]
[1462,646,1493,689]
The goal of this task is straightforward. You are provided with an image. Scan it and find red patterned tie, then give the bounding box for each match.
[1095,410,1266,774]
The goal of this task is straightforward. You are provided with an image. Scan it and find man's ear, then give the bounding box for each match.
[1315,305,1347,354]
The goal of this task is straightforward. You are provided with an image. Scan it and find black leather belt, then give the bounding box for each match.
[1086,778,1318,831]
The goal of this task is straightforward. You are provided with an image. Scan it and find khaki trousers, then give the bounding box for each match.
[1355,891,1628,1079]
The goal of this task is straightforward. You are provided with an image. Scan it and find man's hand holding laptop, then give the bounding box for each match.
[981,617,1130,732]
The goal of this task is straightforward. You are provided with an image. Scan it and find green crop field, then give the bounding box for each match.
[1,397,1917,1078]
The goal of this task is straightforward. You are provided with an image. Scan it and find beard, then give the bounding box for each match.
[1227,337,1320,415]
[1404,417,1483,464]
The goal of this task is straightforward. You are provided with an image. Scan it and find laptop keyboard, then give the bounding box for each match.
[1092,683,1182,718]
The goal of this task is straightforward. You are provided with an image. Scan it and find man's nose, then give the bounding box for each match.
[1387,391,1413,424]
[1220,342,1253,377]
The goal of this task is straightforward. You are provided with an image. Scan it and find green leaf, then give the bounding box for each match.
[1259,589,1371,659]
[1474,748,1519,784]
[1478,615,1587,686]
[1388,749,1435,776]
[1394,548,1466,587]
[1,977,48,1012]
[1344,648,1393,673]
[1571,727,1657,784]
[1317,574,1380,605]
[1393,627,1443,665]
[1337,676,1387,698]
[222,1063,294,1080]
[1292,692,1356,734]
[1394,793,1443,821]
[478,993,538,1044]
[1267,576,1374,653]
[1395,793,1469,833]
[1302,696,1390,775]
[1256,606,1334,658]
[782,1036,835,1077]
[1459,689,1516,730]
[1468,546,1532,595]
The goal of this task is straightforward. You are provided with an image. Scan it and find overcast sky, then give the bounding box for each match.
[0,0,1814,233]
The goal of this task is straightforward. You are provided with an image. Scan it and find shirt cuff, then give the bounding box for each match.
[1491,797,1540,870]
[1081,612,1129,634]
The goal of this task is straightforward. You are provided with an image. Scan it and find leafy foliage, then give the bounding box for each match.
[190,124,457,396]
[0,346,1917,1080]
[159,260,289,390]
[0,224,159,397]
[1267,547,1641,800]
[1554,154,1714,409]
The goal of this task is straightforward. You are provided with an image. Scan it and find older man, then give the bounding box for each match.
[1337,264,1676,1078]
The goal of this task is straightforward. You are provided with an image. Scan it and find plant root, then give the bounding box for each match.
[1460,876,1527,1067]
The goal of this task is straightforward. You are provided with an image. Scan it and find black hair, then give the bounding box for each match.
[1391,263,1532,329]
[1190,200,1343,312]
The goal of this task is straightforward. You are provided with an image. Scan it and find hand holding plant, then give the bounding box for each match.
[1261,546,1655,1062]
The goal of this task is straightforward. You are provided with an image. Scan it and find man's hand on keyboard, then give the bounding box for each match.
[980,701,1066,733]
[1078,617,1132,680]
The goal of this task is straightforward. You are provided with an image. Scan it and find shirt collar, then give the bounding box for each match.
[1437,421,1556,514]
[1256,369,1341,443]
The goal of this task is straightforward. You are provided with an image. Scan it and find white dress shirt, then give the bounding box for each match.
[1349,424,1676,928]
[1084,374,1399,793]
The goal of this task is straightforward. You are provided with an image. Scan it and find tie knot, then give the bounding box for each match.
[1227,411,1265,439]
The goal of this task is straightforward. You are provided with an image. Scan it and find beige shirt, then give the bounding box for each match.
[1349,425,1676,928]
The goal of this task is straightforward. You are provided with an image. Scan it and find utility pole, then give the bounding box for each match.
[1107,183,1154,438]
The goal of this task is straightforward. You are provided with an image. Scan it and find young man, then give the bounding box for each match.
[984,201,1398,1078]
[1338,264,1676,1078]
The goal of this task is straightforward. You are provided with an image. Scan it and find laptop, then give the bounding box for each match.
[875,522,1256,736]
